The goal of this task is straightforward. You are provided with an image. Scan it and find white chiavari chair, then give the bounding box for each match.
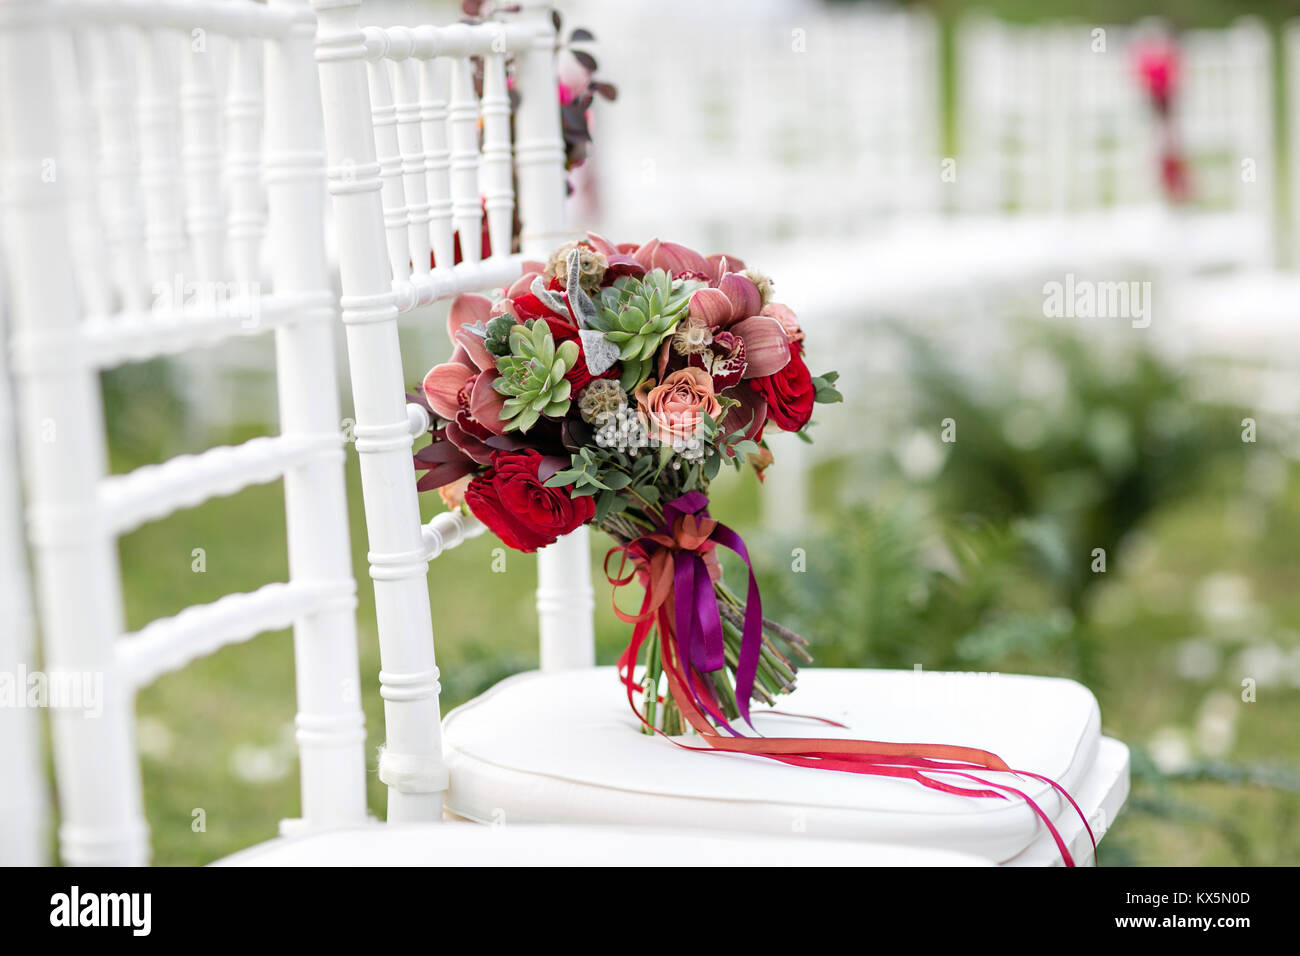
[307,0,1128,866]
[0,0,372,866]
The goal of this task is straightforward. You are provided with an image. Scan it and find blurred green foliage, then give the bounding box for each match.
[904,331,1243,633]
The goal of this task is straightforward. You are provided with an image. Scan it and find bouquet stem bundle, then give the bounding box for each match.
[603,514,810,736]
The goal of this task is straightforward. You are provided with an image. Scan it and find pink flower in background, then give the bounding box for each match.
[1161,153,1192,203]
[1134,38,1180,115]
[1133,35,1192,204]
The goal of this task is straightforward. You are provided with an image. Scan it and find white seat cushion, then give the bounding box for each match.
[443,667,1118,863]
[215,822,991,866]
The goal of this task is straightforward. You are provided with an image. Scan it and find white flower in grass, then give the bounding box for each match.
[1017,349,1069,410]
[896,429,946,482]
[1195,692,1237,758]
[1235,641,1286,689]
[1121,531,1158,575]
[1194,573,1255,627]
[1148,726,1192,773]
[1174,639,1220,682]
[230,744,291,785]
[136,716,174,761]
[1283,642,1300,688]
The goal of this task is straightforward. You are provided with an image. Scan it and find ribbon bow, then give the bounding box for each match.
[607,492,755,730]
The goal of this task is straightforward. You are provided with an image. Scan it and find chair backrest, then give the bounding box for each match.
[0,265,50,865]
[311,0,591,824]
[0,0,367,864]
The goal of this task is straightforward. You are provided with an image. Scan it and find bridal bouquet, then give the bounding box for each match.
[415,234,840,734]
[414,234,1092,864]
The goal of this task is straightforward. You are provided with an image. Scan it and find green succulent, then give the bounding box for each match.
[493,319,580,432]
[591,269,702,390]
[483,313,516,357]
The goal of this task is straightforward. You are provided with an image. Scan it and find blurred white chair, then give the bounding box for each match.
[1147,19,1298,425]
[0,259,50,865]
[584,0,942,255]
[312,0,1128,865]
[581,8,1275,319]
[1175,17,1277,271]
[953,16,1275,278]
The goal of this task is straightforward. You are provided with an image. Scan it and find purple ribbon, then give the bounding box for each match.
[659,491,764,732]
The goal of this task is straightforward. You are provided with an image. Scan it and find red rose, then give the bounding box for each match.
[748,343,815,432]
[512,292,567,323]
[464,448,594,553]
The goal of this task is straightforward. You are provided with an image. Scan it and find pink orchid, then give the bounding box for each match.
[684,270,790,379]
[625,237,712,279]
[584,231,647,279]
[689,330,747,390]
[422,294,508,433]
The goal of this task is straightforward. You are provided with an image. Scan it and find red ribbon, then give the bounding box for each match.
[607,492,1097,866]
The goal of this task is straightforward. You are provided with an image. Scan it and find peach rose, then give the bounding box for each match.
[635,367,722,445]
